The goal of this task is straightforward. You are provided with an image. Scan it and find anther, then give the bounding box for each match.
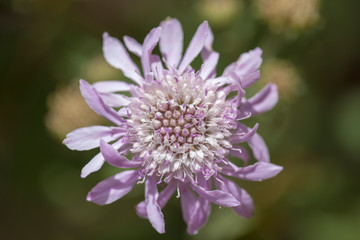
[170,134,177,143]
[165,111,172,119]
[187,105,195,114]
[163,119,170,127]
[153,120,162,129]
[170,119,177,127]
[169,103,177,111]
[155,112,163,119]
[157,102,168,112]
[174,126,181,134]
[172,110,181,119]
[181,128,190,137]
[178,118,186,126]
[184,114,193,122]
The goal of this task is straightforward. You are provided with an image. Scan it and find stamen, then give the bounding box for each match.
[137,176,146,184]
[157,173,165,184]
[165,111,172,119]
[176,185,181,198]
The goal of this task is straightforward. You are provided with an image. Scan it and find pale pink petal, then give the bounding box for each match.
[222,48,263,87]
[102,32,143,85]
[178,21,210,72]
[221,162,283,181]
[181,186,210,235]
[150,54,164,81]
[241,83,278,115]
[81,139,125,178]
[190,181,240,207]
[187,176,211,235]
[226,72,245,105]
[187,196,211,235]
[154,181,176,207]
[144,72,154,84]
[180,184,198,224]
[199,51,219,80]
[79,80,126,126]
[136,182,176,219]
[117,107,129,116]
[216,176,254,218]
[206,76,234,88]
[241,70,260,88]
[160,18,183,68]
[136,202,147,218]
[141,27,161,75]
[81,151,105,178]
[92,81,135,93]
[234,47,263,77]
[201,26,214,60]
[222,62,236,77]
[248,132,270,162]
[86,170,140,205]
[64,126,125,151]
[123,35,142,56]
[145,176,165,234]
[97,92,131,108]
[100,140,142,168]
[229,123,259,144]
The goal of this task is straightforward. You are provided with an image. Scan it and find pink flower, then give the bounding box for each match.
[64,18,282,234]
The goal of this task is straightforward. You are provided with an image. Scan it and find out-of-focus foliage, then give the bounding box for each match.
[1,0,360,239]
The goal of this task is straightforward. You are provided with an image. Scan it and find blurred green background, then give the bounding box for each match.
[1,0,360,239]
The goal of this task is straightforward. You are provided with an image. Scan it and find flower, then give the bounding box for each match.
[63,18,283,234]
[255,0,321,32]
[260,59,303,101]
[46,84,104,140]
[195,0,242,27]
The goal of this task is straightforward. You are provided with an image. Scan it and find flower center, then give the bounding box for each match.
[128,69,237,181]
[152,101,203,147]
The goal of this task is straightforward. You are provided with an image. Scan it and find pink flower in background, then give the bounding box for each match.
[64,18,282,234]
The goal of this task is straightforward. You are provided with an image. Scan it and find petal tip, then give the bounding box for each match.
[164,16,173,22]
[99,139,107,149]
[79,79,89,88]
[254,47,263,54]
[62,137,68,146]
[86,194,92,202]
[135,202,148,219]
[80,170,89,179]
[242,210,254,219]
[274,165,284,174]
[102,32,109,39]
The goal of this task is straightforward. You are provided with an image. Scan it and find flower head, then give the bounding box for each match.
[46,84,104,140]
[261,59,303,101]
[64,18,282,234]
[255,0,321,32]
